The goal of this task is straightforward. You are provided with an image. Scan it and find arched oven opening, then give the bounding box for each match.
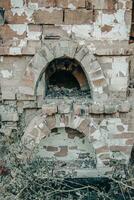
[45,57,91,99]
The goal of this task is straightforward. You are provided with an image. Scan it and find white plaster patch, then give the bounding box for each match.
[101,12,115,26]
[60,122,65,127]
[101,24,129,40]
[28,3,38,10]
[11,8,34,22]
[43,7,62,13]
[94,86,103,94]
[19,39,27,48]
[92,24,101,39]
[9,24,27,35]
[9,47,21,55]
[87,43,96,53]
[18,86,34,95]
[61,25,72,35]
[105,56,129,91]
[11,0,23,8]
[79,40,85,45]
[90,119,98,129]
[11,8,25,16]
[101,10,129,40]
[114,9,125,24]
[68,3,76,10]
[98,56,112,64]
[72,25,93,40]
[112,57,128,77]
[93,141,107,149]
[0,70,13,78]
[110,76,128,91]
[110,151,128,162]
[123,124,128,132]
[45,7,54,13]
[27,31,42,40]
[108,139,126,146]
[0,56,4,62]
[92,130,101,140]
[73,117,85,129]
[100,118,122,133]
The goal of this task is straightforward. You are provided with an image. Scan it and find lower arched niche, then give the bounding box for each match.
[32,127,97,178]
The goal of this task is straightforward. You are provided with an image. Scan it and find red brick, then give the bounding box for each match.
[86,0,117,10]
[42,104,57,116]
[78,119,89,135]
[126,139,134,145]
[110,146,131,153]
[105,0,117,10]
[60,115,69,127]
[5,9,63,24]
[73,104,81,115]
[21,40,41,55]
[0,47,9,55]
[86,0,132,10]
[54,146,68,157]
[5,10,28,24]
[28,24,42,32]
[96,146,109,154]
[33,9,63,24]
[72,69,88,89]
[0,0,11,9]
[46,116,56,130]
[64,9,94,25]
[126,0,132,9]
[47,146,58,152]
[92,78,106,87]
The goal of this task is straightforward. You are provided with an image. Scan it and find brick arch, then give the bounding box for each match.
[22,113,98,149]
[22,113,96,147]
[22,111,133,173]
[22,111,110,171]
[26,40,108,101]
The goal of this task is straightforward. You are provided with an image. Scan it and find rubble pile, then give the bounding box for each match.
[46,85,91,98]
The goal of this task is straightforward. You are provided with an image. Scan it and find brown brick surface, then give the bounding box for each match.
[5,10,28,24]
[64,9,94,25]
[96,146,109,154]
[0,0,11,9]
[46,116,56,130]
[5,9,63,24]
[126,139,134,145]
[33,9,63,24]
[54,146,68,157]
[110,146,131,153]
[86,0,132,10]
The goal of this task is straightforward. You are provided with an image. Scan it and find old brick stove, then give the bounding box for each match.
[0,0,134,180]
